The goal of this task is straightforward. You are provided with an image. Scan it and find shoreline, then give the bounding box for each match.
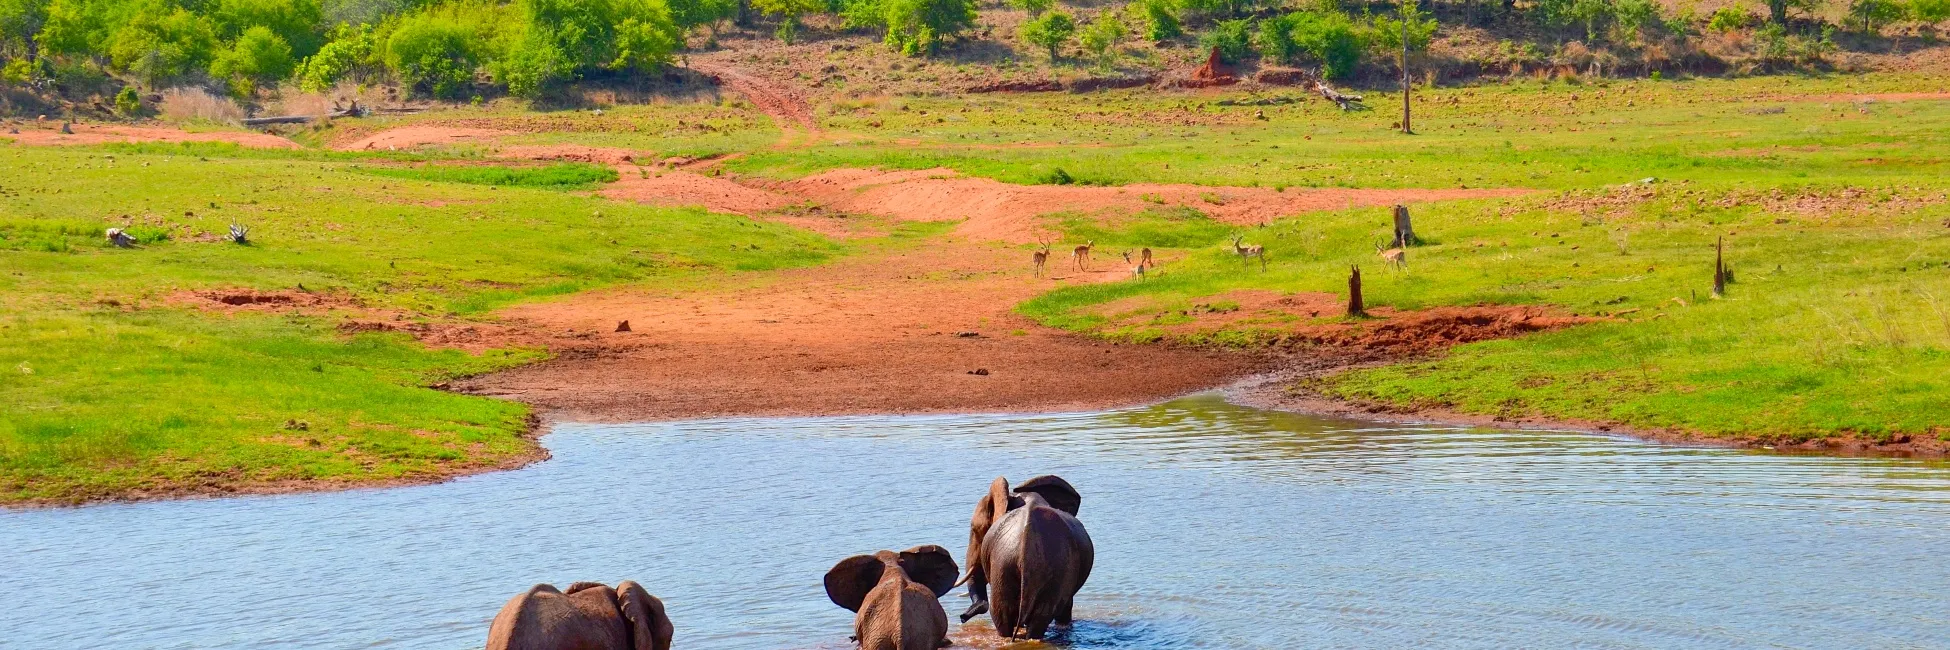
[14,350,1945,510]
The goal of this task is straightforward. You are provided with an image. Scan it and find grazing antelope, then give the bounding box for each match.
[1140,247,1153,268]
[1031,238,1052,277]
[1122,250,1147,281]
[1230,235,1265,270]
[1375,241,1407,270]
[1072,239,1094,271]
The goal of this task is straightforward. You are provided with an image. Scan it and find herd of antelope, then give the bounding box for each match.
[1029,205,1417,280]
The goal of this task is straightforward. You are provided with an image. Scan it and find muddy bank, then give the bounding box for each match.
[453,239,1267,421]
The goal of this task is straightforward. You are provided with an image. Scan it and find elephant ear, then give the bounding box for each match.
[964,477,1015,579]
[564,581,606,594]
[824,555,886,613]
[615,581,673,650]
[898,545,960,599]
[1014,475,1082,516]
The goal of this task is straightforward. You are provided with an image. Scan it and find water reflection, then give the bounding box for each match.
[4,394,1949,649]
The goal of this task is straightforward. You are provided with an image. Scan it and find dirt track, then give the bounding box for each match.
[455,240,1263,421]
[4,122,301,148]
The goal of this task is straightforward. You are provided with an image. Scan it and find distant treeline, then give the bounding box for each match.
[1,0,1946,102]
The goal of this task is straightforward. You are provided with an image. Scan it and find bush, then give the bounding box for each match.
[1018,9,1074,59]
[1078,9,1125,66]
[210,25,296,95]
[1286,10,1362,78]
[1199,17,1250,62]
[1368,2,1435,54]
[383,11,480,98]
[297,24,376,92]
[494,31,572,98]
[1132,0,1179,41]
[1254,12,1299,62]
[1610,0,1660,42]
[113,85,141,113]
[210,0,325,58]
[1178,0,1258,20]
[753,0,822,42]
[107,7,220,87]
[1847,0,1906,32]
[880,0,977,55]
[1707,5,1751,32]
[669,0,738,34]
[1916,0,1950,22]
[1009,0,1053,16]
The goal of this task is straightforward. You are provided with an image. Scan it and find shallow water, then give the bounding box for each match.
[6,395,1950,649]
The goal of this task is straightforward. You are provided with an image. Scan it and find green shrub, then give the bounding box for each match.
[210,25,296,95]
[383,11,480,98]
[113,85,140,113]
[493,31,572,98]
[1707,5,1751,32]
[297,24,376,92]
[1132,0,1179,41]
[1199,17,1250,63]
[669,0,738,35]
[753,0,822,42]
[1009,0,1052,16]
[1286,10,1362,78]
[880,0,976,55]
[1915,0,1950,22]
[1178,0,1258,20]
[1367,2,1435,54]
[1018,9,1074,60]
[1254,12,1299,62]
[1610,0,1660,42]
[210,0,325,57]
[1847,0,1906,32]
[107,6,220,87]
[1079,9,1126,66]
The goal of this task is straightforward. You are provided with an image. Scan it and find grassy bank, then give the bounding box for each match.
[981,75,1950,444]
[0,142,837,504]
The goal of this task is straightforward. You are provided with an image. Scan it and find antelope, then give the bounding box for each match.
[1031,238,1052,277]
[1122,250,1147,281]
[1072,239,1094,271]
[1140,247,1153,268]
[1375,241,1407,270]
[1230,235,1265,270]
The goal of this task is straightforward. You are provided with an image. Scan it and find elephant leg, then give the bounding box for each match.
[1024,616,1052,641]
[1055,596,1074,626]
[958,572,989,623]
[989,568,1021,638]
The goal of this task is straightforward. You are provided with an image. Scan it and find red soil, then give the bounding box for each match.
[334,125,515,150]
[3,122,300,148]
[455,240,1264,421]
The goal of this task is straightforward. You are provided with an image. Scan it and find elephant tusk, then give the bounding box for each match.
[951,572,971,588]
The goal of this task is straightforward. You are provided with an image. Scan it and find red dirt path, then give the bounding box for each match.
[4,123,301,148]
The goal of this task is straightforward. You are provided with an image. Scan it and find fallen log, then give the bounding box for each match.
[242,101,369,127]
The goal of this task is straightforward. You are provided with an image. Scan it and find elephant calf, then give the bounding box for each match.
[824,545,960,650]
[486,581,672,650]
[958,475,1094,641]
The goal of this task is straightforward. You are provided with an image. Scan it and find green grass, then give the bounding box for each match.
[351,162,620,190]
[0,142,838,503]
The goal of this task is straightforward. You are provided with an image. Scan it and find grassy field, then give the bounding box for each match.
[6,70,1947,504]
[0,142,836,504]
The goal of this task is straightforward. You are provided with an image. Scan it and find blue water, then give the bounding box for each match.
[4,395,1949,649]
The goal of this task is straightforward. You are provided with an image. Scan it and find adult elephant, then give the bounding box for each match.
[485,581,673,650]
[824,545,960,649]
[956,475,1094,640]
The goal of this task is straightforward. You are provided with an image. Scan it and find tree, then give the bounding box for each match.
[1764,0,1823,26]
[210,24,295,95]
[383,10,480,98]
[1008,0,1051,16]
[0,0,50,59]
[1846,0,1905,32]
[882,0,976,54]
[1254,12,1299,62]
[297,23,376,91]
[669,0,738,39]
[752,0,820,42]
[211,0,325,58]
[1017,8,1072,60]
[1078,8,1124,66]
[107,5,220,87]
[1285,10,1362,78]
[1916,0,1950,23]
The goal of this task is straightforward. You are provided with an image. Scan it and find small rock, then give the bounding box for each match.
[968,368,990,376]
[955,331,980,338]
[615,320,631,332]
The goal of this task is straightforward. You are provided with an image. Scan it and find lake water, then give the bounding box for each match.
[5,394,1949,649]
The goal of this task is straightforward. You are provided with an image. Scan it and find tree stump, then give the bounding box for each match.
[1712,236,1726,298]
[1348,265,1365,316]
[1392,204,1416,247]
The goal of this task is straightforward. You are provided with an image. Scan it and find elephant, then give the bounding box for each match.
[485,581,672,650]
[956,475,1094,641]
[824,545,960,650]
